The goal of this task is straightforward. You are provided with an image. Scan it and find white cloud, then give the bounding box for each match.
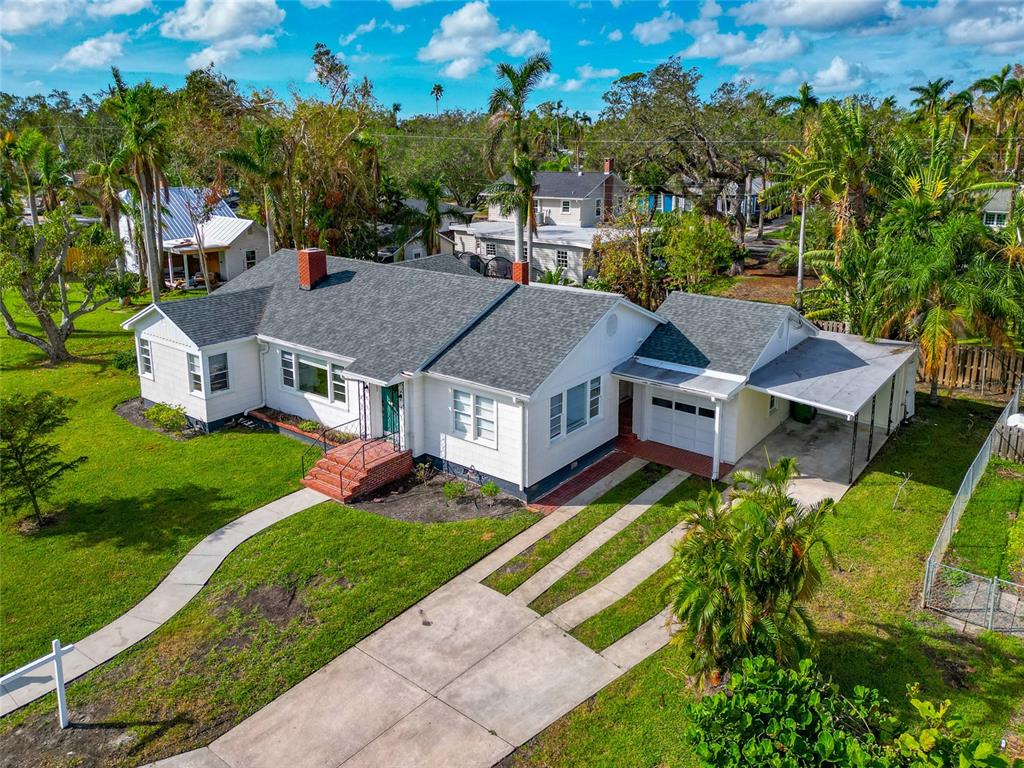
[683,26,804,65]
[382,20,406,33]
[388,0,429,8]
[563,79,584,92]
[54,31,128,70]
[86,0,152,17]
[609,0,622,6]
[0,0,74,35]
[944,3,1024,54]
[632,11,686,45]
[776,66,801,84]
[562,63,619,91]
[341,18,376,45]
[607,28,623,41]
[538,72,561,88]
[299,0,330,6]
[812,55,866,92]
[701,0,723,18]
[160,0,284,42]
[418,1,549,79]
[733,0,889,29]
[578,38,592,46]
[185,32,274,68]
[0,37,12,54]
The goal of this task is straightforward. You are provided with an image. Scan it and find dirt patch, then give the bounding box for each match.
[921,635,976,690]
[350,470,525,523]
[721,272,820,306]
[996,465,1024,482]
[14,512,64,534]
[114,398,199,441]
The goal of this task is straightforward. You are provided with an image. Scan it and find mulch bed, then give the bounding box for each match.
[114,398,199,441]
[350,470,524,523]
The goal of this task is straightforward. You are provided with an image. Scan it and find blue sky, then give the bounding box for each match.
[1,0,1021,117]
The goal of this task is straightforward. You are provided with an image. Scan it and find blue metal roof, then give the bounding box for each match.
[118,186,236,242]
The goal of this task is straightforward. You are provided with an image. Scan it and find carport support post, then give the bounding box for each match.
[866,394,876,461]
[886,375,896,435]
[848,411,859,485]
[711,401,722,480]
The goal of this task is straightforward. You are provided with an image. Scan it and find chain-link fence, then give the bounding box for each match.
[921,379,1023,635]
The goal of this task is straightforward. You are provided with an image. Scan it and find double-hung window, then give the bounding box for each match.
[208,353,229,392]
[561,200,570,214]
[588,377,601,418]
[138,338,153,376]
[549,394,563,440]
[595,199,602,219]
[452,389,496,445]
[281,350,295,387]
[187,353,202,392]
[556,250,568,270]
[550,377,601,440]
[330,363,347,404]
[244,250,257,269]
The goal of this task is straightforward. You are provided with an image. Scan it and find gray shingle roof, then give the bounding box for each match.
[427,285,621,395]
[158,288,270,348]
[119,186,236,241]
[393,254,483,279]
[494,171,614,200]
[638,292,794,376]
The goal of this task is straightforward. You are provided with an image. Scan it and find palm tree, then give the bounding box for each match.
[8,128,45,225]
[776,81,819,140]
[484,154,536,265]
[488,53,552,271]
[973,65,1016,138]
[79,154,133,277]
[35,141,71,213]
[945,89,976,149]
[431,83,443,114]
[403,177,472,255]
[219,123,283,258]
[538,267,570,285]
[910,77,953,119]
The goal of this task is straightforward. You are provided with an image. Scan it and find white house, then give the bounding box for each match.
[982,189,1011,230]
[118,186,270,286]
[122,248,917,502]
[447,160,627,284]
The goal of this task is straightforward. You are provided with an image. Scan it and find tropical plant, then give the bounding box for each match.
[910,77,954,119]
[78,153,133,272]
[431,82,443,113]
[973,65,1017,138]
[945,89,977,149]
[588,197,663,309]
[659,209,738,288]
[402,177,472,255]
[6,128,45,225]
[776,81,819,139]
[0,391,87,526]
[218,123,283,258]
[35,140,72,212]
[537,267,570,285]
[667,457,835,681]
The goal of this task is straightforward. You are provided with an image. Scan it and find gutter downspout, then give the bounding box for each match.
[518,397,529,494]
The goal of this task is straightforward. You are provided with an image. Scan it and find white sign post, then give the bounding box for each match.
[0,639,75,730]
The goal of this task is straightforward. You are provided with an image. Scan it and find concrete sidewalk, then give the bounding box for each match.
[0,487,327,716]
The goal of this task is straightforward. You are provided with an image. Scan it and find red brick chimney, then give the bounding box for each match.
[298,247,327,290]
[512,261,530,286]
[603,157,614,174]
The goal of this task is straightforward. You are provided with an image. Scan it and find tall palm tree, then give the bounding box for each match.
[219,123,283,258]
[945,89,977,149]
[8,128,45,225]
[35,141,71,213]
[79,154,133,276]
[973,65,1016,138]
[488,53,552,271]
[431,83,444,114]
[484,153,537,266]
[910,77,953,119]
[776,81,819,140]
[403,177,471,255]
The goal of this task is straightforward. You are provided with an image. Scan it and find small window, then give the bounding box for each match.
[244,250,257,269]
[281,350,295,388]
[652,396,673,409]
[485,243,496,257]
[561,200,570,214]
[698,407,715,419]
[453,389,495,444]
[331,364,347,404]
[452,389,472,437]
[566,382,587,434]
[138,338,152,376]
[209,353,229,392]
[297,356,328,398]
[595,199,602,218]
[768,394,778,414]
[549,393,563,440]
[474,395,496,441]
[675,402,696,414]
[589,377,601,419]
[556,250,568,270]
[187,353,202,392]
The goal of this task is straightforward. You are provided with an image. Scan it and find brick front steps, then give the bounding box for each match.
[301,438,413,502]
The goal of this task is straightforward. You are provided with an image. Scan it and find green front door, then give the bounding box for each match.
[381,385,400,434]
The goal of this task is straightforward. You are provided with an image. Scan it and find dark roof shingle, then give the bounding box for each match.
[393,254,483,279]
[494,171,614,199]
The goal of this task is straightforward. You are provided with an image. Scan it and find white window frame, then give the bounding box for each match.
[137,337,153,378]
[244,249,257,269]
[295,355,330,400]
[330,363,347,404]
[485,243,496,257]
[595,199,602,219]
[768,394,778,414]
[281,350,295,388]
[451,388,497,447]
[208,352,230,393]
[550,377,602,441]
[589,376,601,419]
[556,250,568,270]
[187,353,202,393]
[561,200,570,214]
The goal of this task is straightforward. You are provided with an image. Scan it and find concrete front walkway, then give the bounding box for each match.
[0,487,327,717]
[148,463,680,768]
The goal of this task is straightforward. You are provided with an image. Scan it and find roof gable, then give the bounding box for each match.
[493,171,620,200]
[119,186,236,241]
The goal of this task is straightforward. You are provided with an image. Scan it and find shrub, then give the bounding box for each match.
[413,461,435,483]
[297,420,321,433]
[480,481,501,499]
[659,210,739,288]
[443,480,466,503]
[111,349,136,372]
[145,403,189,434]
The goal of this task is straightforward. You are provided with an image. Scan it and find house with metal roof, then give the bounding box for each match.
[121,248,917,503]
[117,186,270,287]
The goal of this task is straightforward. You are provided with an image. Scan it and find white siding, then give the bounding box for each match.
[419,376,523,487]
[219,223,269,281]
[632,382,730,460]
[529,244,590,284]
[202,339,263,423]
[526,302,660,487]
[726,388,786,464]
[751,315,814,372]
[134,313,207,423]
[262,341,360,429]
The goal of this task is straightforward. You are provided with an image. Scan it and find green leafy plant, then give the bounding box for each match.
[414,461,435,483]
[111,349,137,372]
[144,402,189,434]
[297,420,321,433]
[443,480,466,503]
[480,481,501,504]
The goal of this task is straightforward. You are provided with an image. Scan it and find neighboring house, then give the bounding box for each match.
[117,186,269,285]
[448,160,626,284]
[647,176,771,220]
[982,189,1011,230]
[123,248,917,503]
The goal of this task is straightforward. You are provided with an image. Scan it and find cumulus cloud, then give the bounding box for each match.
[299,0,331,6]
[813,55,866,92]
[54,31,128,70]
[607,28,623,41]
[160,0,284,42]
[0,0,75,35]
[563,63,619,91]
[683,26,804,65]
[86,0,152,17]
[578,38,592,46]
[341,18,376,45]
[388,0,430,8]
[944,3,1024,54]
[0,37,12,54]
[733,0,889,29]
[632,11,686,44]
[418,1,548,79]
[185,32,275,68]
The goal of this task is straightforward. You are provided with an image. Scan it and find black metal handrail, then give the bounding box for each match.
[300,416,363,477]
[337,428,401,499]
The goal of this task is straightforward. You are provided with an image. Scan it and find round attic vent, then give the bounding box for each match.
[607,313,619,337]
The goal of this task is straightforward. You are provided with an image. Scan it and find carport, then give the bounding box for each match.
[746,331,918,485]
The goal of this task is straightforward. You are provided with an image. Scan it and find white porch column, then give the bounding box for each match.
[711,400,722,481]
[183,252,190,286]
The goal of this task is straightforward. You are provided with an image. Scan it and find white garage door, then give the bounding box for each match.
[648,392,716,456]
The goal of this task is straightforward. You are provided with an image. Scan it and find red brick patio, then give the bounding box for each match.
[531,450,632,515]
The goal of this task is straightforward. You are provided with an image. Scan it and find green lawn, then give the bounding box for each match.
[481,463,670,595]
[508,397,1024,768]
[528,476,709,616]
[571,561,673,651]
[946,458,1024,581]
[0,291,309,670]
[0,502,536,766]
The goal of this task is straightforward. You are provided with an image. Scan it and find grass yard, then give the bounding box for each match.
[0,502,537,766]
[482,463,670,595]
[528,476,710,616]
[507,396,1024,768]
[946,458,1024,581]
[0,291,309,670]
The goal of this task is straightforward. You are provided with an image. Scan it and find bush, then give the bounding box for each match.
[297,420,321,433]
[480,481,501,499]
[658,210,739,288]
[111,349,136,372]
[145,403,189,434]
[443,480,466,503]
